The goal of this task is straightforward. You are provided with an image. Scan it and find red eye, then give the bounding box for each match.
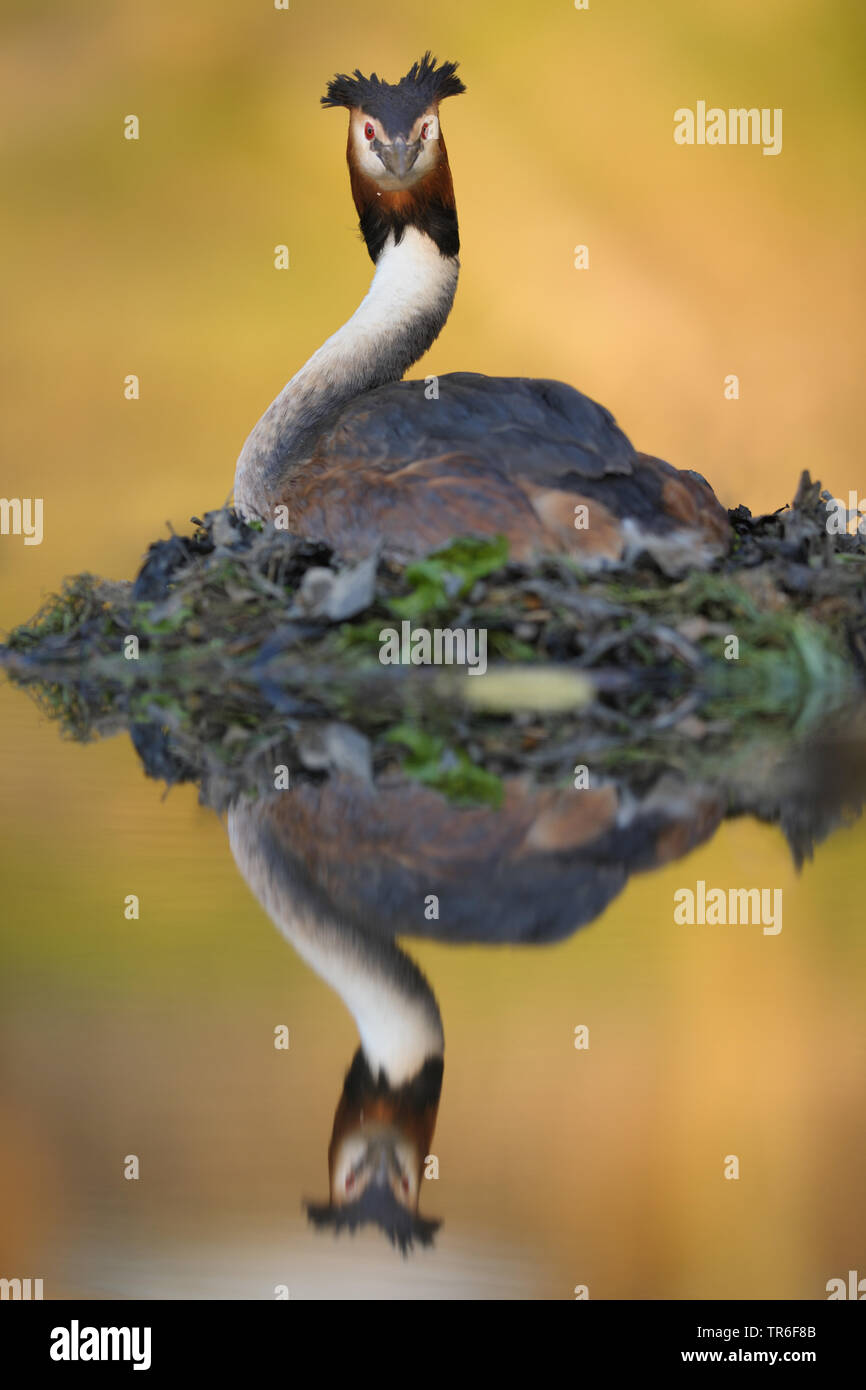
[364,121,375,141]
[421,122,430,140]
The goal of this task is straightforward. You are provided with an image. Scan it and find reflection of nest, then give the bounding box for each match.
[306,1189,441,1255]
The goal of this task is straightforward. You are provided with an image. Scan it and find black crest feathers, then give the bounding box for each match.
[321,52,465,137]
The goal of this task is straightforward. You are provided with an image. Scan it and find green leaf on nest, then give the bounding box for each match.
[388,535,510,619]
[385,724,504,808]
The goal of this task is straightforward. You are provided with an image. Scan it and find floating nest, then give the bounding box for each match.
[2,471,865,812]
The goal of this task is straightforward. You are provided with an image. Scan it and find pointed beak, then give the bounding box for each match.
[371,1146,390,1187]
[379,137,421,180]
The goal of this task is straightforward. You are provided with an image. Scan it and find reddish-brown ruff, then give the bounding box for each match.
[347,125,457,224]
[326,1069,441,1207]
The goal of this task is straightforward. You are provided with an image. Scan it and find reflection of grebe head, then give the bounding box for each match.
[331,1124,421,1210]
[306,1049,443,1253]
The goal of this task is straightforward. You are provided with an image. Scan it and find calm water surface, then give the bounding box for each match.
[1,684,864,1300]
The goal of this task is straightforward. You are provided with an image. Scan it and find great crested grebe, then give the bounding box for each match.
[234,53,730,571]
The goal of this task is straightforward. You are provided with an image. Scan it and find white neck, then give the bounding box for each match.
[286,926,444,1086]
[228,803,444,1085]
[234,228,458,519]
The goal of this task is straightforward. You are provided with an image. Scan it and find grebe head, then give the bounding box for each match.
[322,51,465,194]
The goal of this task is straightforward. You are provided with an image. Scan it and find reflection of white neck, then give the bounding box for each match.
[228,803,444,1086]
[285,925,444,1087]
[234,228,459,519]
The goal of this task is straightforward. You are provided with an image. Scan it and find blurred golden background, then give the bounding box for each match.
[1,0,865,1298]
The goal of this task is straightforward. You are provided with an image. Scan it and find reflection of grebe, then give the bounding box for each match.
[228,798,445,1251]
[234,54,729,573]
[228,772,723,1250]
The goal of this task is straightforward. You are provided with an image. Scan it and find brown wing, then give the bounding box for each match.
[233,773,725,945]
[272,373,729,569]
